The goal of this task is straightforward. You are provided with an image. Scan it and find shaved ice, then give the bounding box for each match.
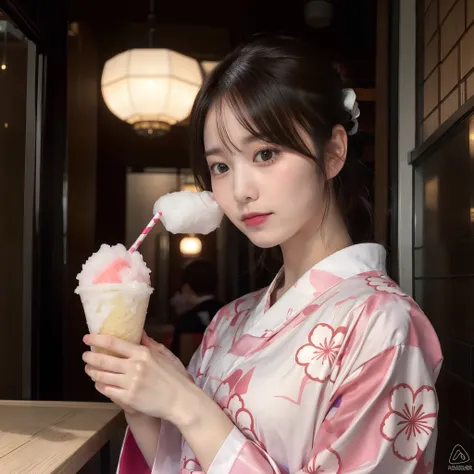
[76,243,151,286]
[75,244,153,355]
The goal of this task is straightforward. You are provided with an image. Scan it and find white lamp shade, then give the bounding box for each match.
[180,236,202,256]
[101,49,203,126]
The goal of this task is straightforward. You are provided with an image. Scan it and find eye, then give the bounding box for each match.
[209,163,229,175]
[254,148,279,163]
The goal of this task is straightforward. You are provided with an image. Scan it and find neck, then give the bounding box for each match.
[279,203,352,291]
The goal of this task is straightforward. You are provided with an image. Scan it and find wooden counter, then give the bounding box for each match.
[0,400,125,473]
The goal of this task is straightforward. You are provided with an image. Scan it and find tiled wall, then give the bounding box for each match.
[422,0,474,141]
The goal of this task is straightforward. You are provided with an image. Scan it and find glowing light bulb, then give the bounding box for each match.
[179,236,202,256]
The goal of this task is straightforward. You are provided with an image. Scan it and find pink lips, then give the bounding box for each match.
[242,213,272,227]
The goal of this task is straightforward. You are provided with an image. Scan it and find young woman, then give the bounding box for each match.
[83,35,443,474]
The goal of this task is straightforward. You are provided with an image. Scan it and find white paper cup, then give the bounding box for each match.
[75,282,153,355]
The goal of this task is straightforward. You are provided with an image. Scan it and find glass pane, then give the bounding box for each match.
[422,107,440,140]
[415,277,474,344]
[461,23,474,78]
[414,240,474,278]
[467,72,474,100]
[440,45,458,99]
[439,0,457,25]
[424,33,439,79]
[440,0,465,60]
[425,0,438,45]
[424,69,439,118]
[0,12,29,398]
[440,86,459,123]
[414,119,472,248]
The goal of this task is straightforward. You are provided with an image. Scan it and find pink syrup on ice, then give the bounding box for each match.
[93,258,130,284]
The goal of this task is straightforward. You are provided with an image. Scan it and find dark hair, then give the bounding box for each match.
[189,34,371,242]
[182,259,218,296]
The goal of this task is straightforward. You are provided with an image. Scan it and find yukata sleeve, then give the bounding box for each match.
[303,298,444,474]
[116,425,153,474]
[116,319,212,474]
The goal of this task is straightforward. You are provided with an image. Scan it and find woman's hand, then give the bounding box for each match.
[83,331,196,425]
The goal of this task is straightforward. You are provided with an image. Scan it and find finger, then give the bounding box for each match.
[108,396,135,413]
[82,351,128,373]
[83,334,138,358]
[95,382,125,402]
[85,365,127,388]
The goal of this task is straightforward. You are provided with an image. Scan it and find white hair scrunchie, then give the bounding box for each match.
[342,88,360,135]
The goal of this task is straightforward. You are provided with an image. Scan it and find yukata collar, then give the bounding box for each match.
[262,243,387,312]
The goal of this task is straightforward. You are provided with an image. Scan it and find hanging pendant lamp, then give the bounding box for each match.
[100,1,203,137]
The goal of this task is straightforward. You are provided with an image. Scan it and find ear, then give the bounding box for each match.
[324,125,348,180]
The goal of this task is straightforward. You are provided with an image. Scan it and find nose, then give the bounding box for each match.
[232,163,258,204]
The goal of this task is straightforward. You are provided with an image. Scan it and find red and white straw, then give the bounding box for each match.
[129,212,163,253]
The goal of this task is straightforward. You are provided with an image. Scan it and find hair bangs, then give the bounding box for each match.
[217,79,317,160]
[213,99,243,156]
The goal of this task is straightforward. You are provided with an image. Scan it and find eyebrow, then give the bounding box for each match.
[204,135,263,158]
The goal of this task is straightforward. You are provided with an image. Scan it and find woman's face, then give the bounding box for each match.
[203,103,330,249]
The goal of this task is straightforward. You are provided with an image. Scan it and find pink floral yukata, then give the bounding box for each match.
[117,243,443,474]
